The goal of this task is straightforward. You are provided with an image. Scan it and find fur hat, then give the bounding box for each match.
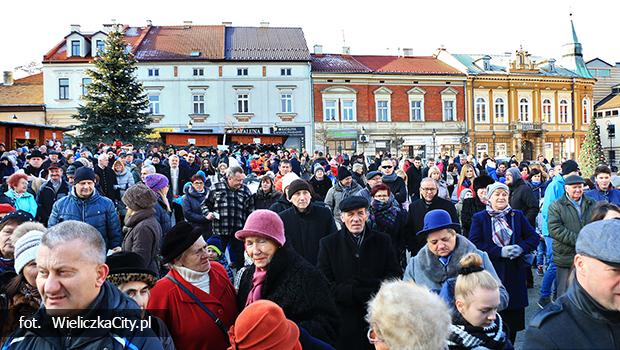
[473,175,495,192]
[235,210,285,247]
[106,252,157,288]
[122,183,158,211]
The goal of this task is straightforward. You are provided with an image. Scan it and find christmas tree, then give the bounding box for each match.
[578,117,607,178]
[74,28,151,147]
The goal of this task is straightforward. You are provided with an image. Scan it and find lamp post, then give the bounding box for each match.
[432,128,437,159]
[492,131,496,157]
[560,135,565,160]
[607,121,615,167]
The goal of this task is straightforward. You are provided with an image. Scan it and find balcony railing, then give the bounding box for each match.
[512,123,544,132]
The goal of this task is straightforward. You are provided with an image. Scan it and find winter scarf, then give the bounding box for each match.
[245,268,267,306]
[370,199,399,229]
[461,178,472,189]
[486,204,513,247]
[448,310,508,349]
[381,172,398,183]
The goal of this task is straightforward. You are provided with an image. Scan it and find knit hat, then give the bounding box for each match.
[66,164,77,176]
[473,175,495,192]
[161,221,203,264]
[206,236,223,257]
[459,188,473,201]
[337,166,352,181]
[14,230,43,274]
[74,166,96,184]
[281,172,300,191]
[352,163,364,173]
[106,252,157,288]
[0,203,15,215]
[313,163,325,174]
[286,179,312,200]
[122,183,158,211]
[228,299,301,350]
[144,173,169,192]
[486,182,509,199]
[235,210,286,247]
[506,167,521,183]
[561,160,579,175]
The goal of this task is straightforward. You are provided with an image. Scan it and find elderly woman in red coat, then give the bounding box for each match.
[148,222,238,350]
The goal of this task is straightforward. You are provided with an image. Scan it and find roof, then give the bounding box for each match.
[311,54,463,75]
[586,58,613,68]
[596,93,620,110]
[0,120,72,131]
[0,73,44,106]
[225,27,310,61]
[135,25,225,61]
[452,53,581,78]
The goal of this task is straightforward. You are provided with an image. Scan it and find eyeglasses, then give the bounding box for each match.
[367,328,384,345]
[381,165,393,169]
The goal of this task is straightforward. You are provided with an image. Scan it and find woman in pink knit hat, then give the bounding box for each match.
[235,209,339,349]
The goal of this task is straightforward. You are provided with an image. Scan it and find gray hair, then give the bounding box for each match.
[97,153,109,162]
[142,165,156,175]
[42,221,106,264]
[226,166,244,179]
[169,154,179,161]
[420,177,438,189]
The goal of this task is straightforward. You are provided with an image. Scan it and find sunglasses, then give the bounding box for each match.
[382,165,393,169]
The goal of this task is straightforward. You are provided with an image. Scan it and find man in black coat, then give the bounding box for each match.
[405,177,459,256]
[318,196,401,350]
[94,153,119,201]
[36,164,69,226]
[379,158,407,204]
[506,167,539,226]
[279,180,337,265]
[406,156,423,201]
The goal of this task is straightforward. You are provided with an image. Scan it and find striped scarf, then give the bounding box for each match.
[485,204,513,247]
[447,311,507,349]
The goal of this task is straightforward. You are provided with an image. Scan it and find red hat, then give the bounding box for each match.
[0,203,16,215]
[235,210,285,246]
[227,300,301,350]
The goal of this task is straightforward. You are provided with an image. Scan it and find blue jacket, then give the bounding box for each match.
[468,209,539,310]
[3,190,37,218]
[48,189,121,249]
[540,175,565,237]
[585,185,620,206]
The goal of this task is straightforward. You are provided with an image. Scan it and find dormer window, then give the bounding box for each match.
[71,40,81,56]
[95,40,105,55]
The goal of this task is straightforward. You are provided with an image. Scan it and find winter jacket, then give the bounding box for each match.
[279,203,338,266]
[437,179,451,201]
[2,281,163,350]
[48,189,122,249]
[309,176,332,201]
[540,174,566,237]
[253,188,281,210]
[403,234,509,311]
[201,180,254,237]
[317,225,401,350]
[324,180,362,229]
[238,246,339,347]
[524,279,620,350]
[114,168,135,199]
[0,279,40,340]
[122,208,162,275]
[22,164,46,179]
[508,177,539,226]
[381,173,407,204]
[368,199,407,259]
[405,195,459,255]
[406,165,423,200]
[469,209,539,310]
[548,194,596,268]
[268,193,293,213]
[460,197,487,237]
[147,264,238,350]
[35,179,69,226]
[527,179,549,202]
[181,186,209,231]
[154,198,172,235]
[94,165,119,200]
[351,172,365,189]
[3,190,37,218]
[585,184,620,206]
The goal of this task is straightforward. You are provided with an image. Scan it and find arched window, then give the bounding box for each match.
[475,97,487,122]
[519,98,530,122]
[582,98,590,124]
[494,98,505,123]
[542,99,553,123]
[559,99,569,123]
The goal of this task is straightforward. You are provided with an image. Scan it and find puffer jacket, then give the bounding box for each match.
[48,189,122,249]
[2,281,164,349]
[181,186,208,231]
[548,194,596,268]
[2,190,37,218]
[122,208,162,275]
[324,180,362,229]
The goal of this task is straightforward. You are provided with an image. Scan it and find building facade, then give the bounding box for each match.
[312,51,466,158]
[586,58,620,105]
[594,86,620,167]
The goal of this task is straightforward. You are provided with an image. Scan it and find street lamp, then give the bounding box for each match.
[560,135,565,159]
[432,128,437,159]
[492,131,496,157]
[607,120,615,167]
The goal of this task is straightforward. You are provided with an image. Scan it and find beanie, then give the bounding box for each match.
[561,160,579,175]
[74,166,96,184]
[122,183,158,211]
[206,236,223,257]
[313,163,325,174]
[486,182,509,199]
[287,179,313,200]
[144,173,169,192]
[281,172,300,191]
[14,230,43,274]
[337,166,352,181]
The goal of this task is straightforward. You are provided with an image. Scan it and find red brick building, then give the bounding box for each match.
[312,52,467,158]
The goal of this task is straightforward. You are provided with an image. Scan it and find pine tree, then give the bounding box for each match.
[578,118,607,178]
[74,29,151,147]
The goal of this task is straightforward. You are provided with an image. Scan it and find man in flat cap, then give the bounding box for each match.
[524,219,620,349]
[317,196,401,350]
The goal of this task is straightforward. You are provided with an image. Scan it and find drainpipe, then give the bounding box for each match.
[469,77,474,155]
[571,77,576,159]
[309,63,315,152]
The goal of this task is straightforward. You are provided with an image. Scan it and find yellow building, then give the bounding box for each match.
[436,20,595,162]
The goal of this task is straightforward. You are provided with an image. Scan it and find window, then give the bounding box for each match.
[71,40,80,56]
[559,99,569,123]
[582,98,590,124]
[95,40,104,55]
[443,100,455,121]
[148,68,159,77]
[280,68,292,76]
[342,100,355,121]
[280,93,293,113]
[81,78,92,96]
[376,100,389,122]
[519,98,530,122]
[589,69,611,78]
[58,78,69,100]
[237,68,248,76]
[192,94,205,114]
[475,97,487,122]
[495,143,507,157]
[542,99,553,123]
[193,68,204,76]
[324,100,337,121]
[494,98,505,123]
[237,94,249,113]
[476,143,488,160]
[148,95,160,115]
[410,99,423,121]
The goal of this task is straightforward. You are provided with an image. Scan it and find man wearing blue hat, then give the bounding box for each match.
[524,219,620,349]
[318,195,401,350]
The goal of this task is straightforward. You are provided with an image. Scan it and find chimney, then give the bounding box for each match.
[70,24,81,33]
[222,21,232,27]
[146,19,152,27]
[313,44,323,55]
[402,48,413,57]
[342,46,351,55]
[482,55,492,70]
[3,71,14,86]
[183,20,192,28]
[548,58,556,72]
[260,21,270,27]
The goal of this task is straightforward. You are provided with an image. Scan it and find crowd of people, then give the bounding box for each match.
[0,140,619,349]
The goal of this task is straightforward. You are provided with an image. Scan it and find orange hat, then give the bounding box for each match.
[228,300,301,350]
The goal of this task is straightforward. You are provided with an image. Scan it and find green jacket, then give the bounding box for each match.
[548,194,596,268]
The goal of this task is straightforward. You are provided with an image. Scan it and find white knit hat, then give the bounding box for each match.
[281,172,300,191]
[14,230,43,274]
[486,182,509,199]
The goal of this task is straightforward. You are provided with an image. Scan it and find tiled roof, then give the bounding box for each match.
[135,25,225,61]
[0,73,44,105]
[311,54,463,75]
[225,27,310,61]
